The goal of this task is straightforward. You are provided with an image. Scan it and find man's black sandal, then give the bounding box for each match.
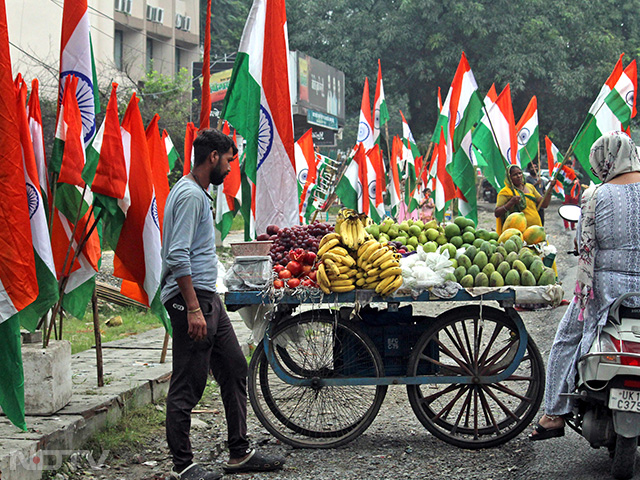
[528,421,565,441]
[223,449,284,473]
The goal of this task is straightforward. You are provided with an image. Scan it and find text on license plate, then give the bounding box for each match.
[609,388,640,412]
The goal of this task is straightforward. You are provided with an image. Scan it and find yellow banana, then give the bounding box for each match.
[319,233,341,248]
[357,239,378,258]
[328,273,350,281]
[356,277,367,287]
[318,238,340,257]
[366,281,380,290]
[356,271,365,279]
[319,282,332,295]
[376,275,396,294]
[338,265,351,274]
[381,275,403,296]
[331,279,355,287]
[340,222,354,250]
[361,241,382,262]
[366,267,381,278]
[324,258,341,276]
[380,267,403,279]
[317,263,331,288]
[332,284,356,293]
[365,275,380,284]
[379,259,400,271]
[372,250,395,268]
[368,246,390,265]
[324,252,355,267]
[327,246,349,257]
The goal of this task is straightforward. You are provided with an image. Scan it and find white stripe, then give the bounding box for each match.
[142,194,162,304]
[0,275,18,323]
[118,127,132,216]
[28,117,48,196]
[239,0,266,86]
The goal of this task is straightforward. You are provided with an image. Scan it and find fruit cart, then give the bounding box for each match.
[225,287,549,450]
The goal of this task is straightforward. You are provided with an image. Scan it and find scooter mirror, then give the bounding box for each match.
[558,204,581,223]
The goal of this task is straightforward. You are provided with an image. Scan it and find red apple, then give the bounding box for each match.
[301,264,313,276]
[266,224,280,235]
[256,233,270,241]
[278,269,292,279]
[308,270,318,282]
[273,279,284,289]
[303,251,317,265]
[301,278,315,287]
[273,264,285,274]
[286,260,303,277]
[287,278,301,288]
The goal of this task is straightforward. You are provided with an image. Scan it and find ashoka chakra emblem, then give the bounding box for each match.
[518,127,531,146]
[256,105,274,171]
[26,183,39,219]
[151,197,159,229]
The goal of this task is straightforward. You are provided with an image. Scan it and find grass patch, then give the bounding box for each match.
[64,306,164,354]
[230,213,245,231]
[84,402,166,456]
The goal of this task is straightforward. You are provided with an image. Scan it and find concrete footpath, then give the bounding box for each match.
[0,311,252,480]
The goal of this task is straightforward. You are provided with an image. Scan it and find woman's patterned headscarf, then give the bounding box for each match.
[504,165,528,212]
[576,131,640,319]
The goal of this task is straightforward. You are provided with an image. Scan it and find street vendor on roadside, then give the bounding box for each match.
[494,164,553,234]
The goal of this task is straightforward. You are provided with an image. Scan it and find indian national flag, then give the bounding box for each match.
[473,84,518,192]
[366,145,385,222]
[357,77,375,150]
[545,136,566,200]
[295,128,317,223]
[400,109,420,211]
[182,122,197,175]
[15,78,59,332]
[442,52,482,224]
[146,114,171,236]
[571,55,637,183]
[433,127,456,221]
[27,78,50,206]
[221,0,298,235]
[51,75,100,319]
[515,96,538,170]
[373,59,389,146]
[163,130,180,170]
[55,0,98,151]
[335,144,364,211]
[215,121,242,240]
[0,1,39,430]
[388,135,403,218]
[116,94,169,331]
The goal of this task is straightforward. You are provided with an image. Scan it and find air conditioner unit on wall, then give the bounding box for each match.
[184,16,191,31]
[146,5,155,21]
[156,8,164,23]
[124,0,132,14]
[175,13,183,29]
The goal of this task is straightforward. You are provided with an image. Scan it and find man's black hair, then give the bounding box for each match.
[193,128,238,167]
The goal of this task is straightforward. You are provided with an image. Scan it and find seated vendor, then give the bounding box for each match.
[494,165,552,234]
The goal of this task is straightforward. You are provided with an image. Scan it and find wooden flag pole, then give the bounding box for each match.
[92,288,104,387]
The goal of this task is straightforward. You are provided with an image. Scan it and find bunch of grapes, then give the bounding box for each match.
[269,221,334,266]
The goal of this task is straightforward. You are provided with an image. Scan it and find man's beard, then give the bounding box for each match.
[210,165,228,186]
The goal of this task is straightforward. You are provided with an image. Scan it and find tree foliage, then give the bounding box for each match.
[286,0,640,150]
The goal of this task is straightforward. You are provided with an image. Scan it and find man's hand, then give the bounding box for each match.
[187,310,207,341]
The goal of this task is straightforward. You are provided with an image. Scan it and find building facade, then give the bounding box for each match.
[7,0,200,98]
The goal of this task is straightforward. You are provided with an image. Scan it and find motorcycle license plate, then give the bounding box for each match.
[608,388,640,412]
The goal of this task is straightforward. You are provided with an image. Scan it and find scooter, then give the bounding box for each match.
[558,205,640,479]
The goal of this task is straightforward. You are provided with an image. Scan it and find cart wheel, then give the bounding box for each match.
[248,310,387,448]
[406,305,544,449]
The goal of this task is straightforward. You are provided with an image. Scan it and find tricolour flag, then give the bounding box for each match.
[0,0,39,429]
[473,84,518,192]
[545,136,569,200]
[146,114,170,237]
[163,130,180,171]
[388,135,403,218]
[182,122,197,176]
[366,145,385,222]
[15,77,58,332]
[515,96,538,170]
[115,94,169,331]
[434,127,456,221]
[215,121,242,240]
[27,78,50,208]
[294,129,317,223]
[571,55,637,183]
[335,144,364,210]
[373,59,389,146]
[400,109,420,212]
[221,0,298,235]
[357,77,375,151]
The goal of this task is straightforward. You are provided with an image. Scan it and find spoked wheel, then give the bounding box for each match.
[248,310,387,448]
[406,305,544,449]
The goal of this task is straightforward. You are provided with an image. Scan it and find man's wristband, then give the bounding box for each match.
[188,307,201,314]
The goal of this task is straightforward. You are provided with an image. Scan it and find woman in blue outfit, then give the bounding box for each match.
[531,131,640,440]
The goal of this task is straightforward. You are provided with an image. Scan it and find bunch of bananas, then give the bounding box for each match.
[355,239,403,296]
[335,208,371,251]
[316,233,358,294]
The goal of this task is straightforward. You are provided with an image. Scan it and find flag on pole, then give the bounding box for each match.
[50,75,101,319]
[366,145,385,222]
[215,121,242,240]
[163,130,180,170]
[545,136,570,200]
[515,96,538,170]
[0,1,39,429]
[221,0,298,235]
[199,0,212,129]
[434,128,456,221]
[182,122,197,175]
[400,110,420,212]
[472,84,518,191]
[115,94,169,331]
[441,52,482,224]
[388,136,403,218]
[294,129,317,223]
[373,59,389,146]
[335,144,365,210]
[15,78,59,332]
[55,0,98,152]
[356,77,375,151]
[571,55,637,183]
[27,78,50,207]
[430,87,447,144]
[146,114,170,236]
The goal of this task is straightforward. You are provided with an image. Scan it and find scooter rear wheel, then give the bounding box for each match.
[611,434,638,480]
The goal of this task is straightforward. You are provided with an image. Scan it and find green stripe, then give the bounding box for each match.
[519,127,539,170]
[83,142,100,186]
[62,277,95,320]
[570,114,601,183]
[405,162,417,206]
[453,91,483,148]
[472,123,507,191]
[51,137,64,175]
[447,145,478,225]
[605,89,632,129]
[221,52,261,185]
[215,205,239,241]
[431,113,448,143]
[335,160,358,210]
[0,316,26,431]
[16,252,59,332]
[150,289,171,335]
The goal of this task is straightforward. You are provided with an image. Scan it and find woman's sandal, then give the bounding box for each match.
[223,449,284,473]
[528,421,565,441]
